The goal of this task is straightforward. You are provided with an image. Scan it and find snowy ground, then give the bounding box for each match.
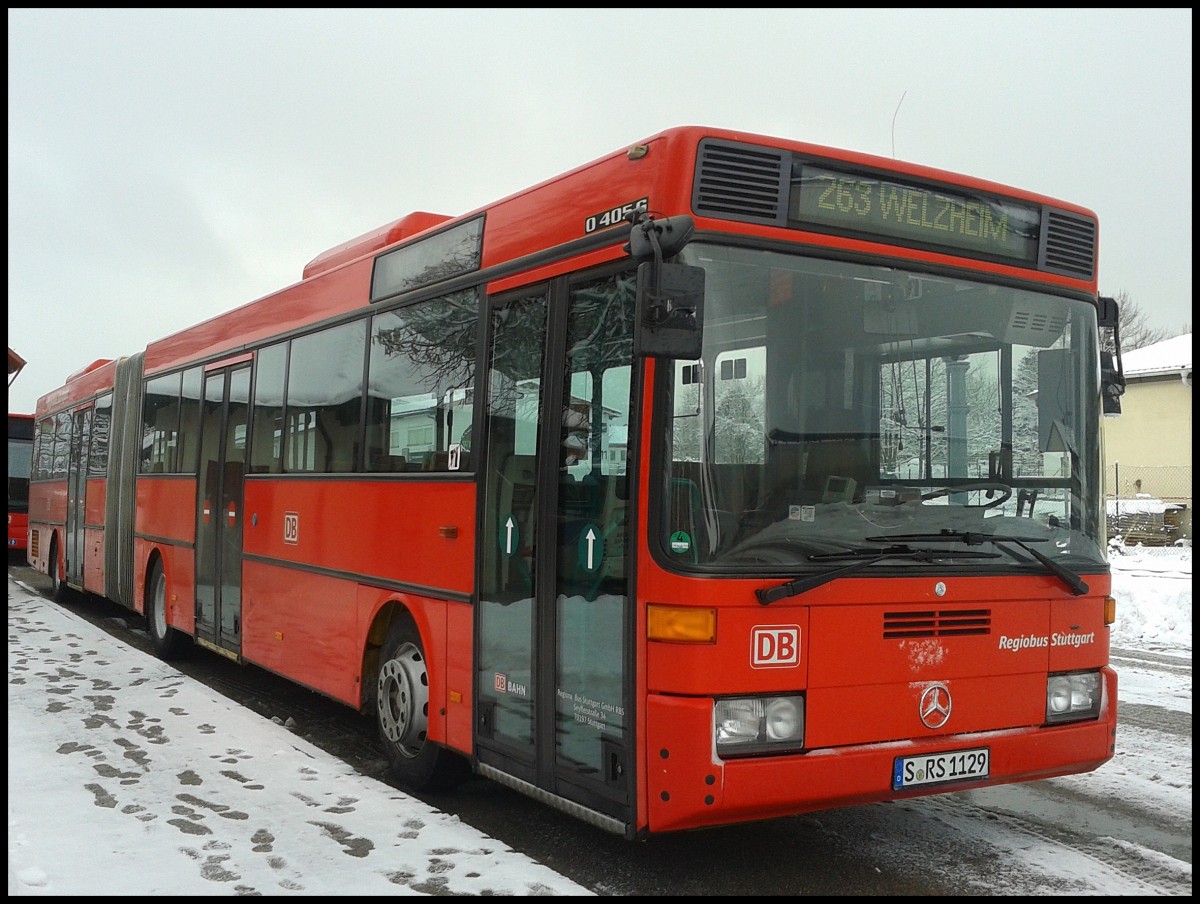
[7,547,1189,895]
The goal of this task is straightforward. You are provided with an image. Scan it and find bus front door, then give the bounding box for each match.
[476,270,636,832]
[194,364,250,658]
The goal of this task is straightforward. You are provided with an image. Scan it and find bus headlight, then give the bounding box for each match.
[714,694,805,756]
[1045,670,1102,723]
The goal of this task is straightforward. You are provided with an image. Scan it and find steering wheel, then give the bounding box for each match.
[919,481,1013,509]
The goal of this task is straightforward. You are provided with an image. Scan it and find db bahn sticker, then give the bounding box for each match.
[283,512,299,545]
[752,625,800,668]
[494,672,528,697]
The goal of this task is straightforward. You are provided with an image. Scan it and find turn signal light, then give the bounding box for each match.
[647,604,716,643]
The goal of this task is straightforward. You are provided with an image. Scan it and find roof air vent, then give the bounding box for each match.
[693,140,789,226]
[1039,208,1096,280]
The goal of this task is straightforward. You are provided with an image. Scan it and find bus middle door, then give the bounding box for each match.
[195,364,250,658]
[64,406,92,589]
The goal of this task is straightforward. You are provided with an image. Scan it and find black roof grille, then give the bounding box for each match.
[1039,208,1096,280]
[693,140,789,226]
[883,608,992,639]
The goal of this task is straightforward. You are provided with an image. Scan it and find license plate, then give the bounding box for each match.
[893,747,989,790]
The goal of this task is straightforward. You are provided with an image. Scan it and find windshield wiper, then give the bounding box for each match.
[756,545,1000,605]
[865,530,1089,596]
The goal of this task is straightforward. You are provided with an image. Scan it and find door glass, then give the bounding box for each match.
[478,292,548,748]
[66,408,91,583]
[195,365,249,649]
[220,367,250,643]
[196,373,223,637]
[554,272,635,778]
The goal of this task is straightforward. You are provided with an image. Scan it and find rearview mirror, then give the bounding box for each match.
[1097,296,1125,416]
[634,262,705,359]
[1100,350,1125,416]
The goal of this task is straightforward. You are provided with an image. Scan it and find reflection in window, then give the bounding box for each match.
[371,217,483,300]
[52,412,72,479]
[33,419,52,480]
[365,290,478,473]
[88,394,113,476]
[141,371,182,473]
[285,321,368,473]
[250,343,287,474]
[175,367,204,475]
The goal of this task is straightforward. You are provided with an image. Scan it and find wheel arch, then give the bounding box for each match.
[361,599,422,714]
[47,530,67,599]
[142,547,167,603]
[48,529,62,578]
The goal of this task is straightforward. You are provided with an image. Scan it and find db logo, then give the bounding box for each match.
[751,625,800,668]
[494,673,507,692]
[283,512,299,545]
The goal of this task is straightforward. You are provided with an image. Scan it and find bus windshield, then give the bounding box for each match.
[8,419,34,514]
[660,243,1105,572]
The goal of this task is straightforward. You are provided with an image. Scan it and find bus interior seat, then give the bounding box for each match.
[801,437,876,501]
[368,449,408,472]
[798,409,878,502]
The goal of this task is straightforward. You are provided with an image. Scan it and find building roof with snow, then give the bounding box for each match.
[1122,333,1191,380]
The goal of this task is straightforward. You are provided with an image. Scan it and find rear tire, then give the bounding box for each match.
[376,619,470,791]
[146,564,188,660]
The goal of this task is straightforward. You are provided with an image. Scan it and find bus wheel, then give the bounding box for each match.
[146,564,188,660]
[376,620,470,791]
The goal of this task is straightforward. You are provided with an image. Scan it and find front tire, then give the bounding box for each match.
[376,619,470,791]
[146,564,188,660]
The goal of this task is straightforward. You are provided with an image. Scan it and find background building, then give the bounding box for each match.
[1102,333,1192,545]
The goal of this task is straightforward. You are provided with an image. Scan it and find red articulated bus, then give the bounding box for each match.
[26,126,1127,838]
[8,413,35,557]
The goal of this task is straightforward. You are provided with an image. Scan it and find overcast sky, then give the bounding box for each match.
[7,8,1192,415]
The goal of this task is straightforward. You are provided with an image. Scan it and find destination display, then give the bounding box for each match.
[790,163,1041,263]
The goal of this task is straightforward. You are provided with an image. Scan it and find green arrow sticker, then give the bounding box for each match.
[578,523,603,572]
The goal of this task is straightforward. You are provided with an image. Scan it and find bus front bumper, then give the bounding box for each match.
[643,667,1117,833]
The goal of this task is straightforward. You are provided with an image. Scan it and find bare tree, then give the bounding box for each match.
[1105,290,1183,352]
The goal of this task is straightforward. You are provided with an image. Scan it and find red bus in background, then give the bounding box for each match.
[8,413,34,557]
[26,126,1126,838]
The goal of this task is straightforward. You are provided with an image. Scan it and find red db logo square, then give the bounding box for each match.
[283,512,299,545]
[751,625,800,668]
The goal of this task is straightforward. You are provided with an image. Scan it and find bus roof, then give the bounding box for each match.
[110,125,1100,385]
